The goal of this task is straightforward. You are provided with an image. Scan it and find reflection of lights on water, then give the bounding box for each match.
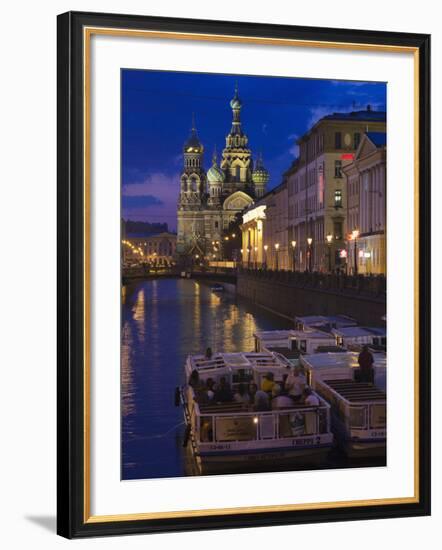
[133,289,145,322]
[121,323,136,417]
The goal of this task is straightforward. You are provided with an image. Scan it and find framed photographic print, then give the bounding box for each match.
[57,11,431,538]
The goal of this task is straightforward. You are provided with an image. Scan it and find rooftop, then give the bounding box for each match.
[331,326,387,337]
[126,231,177,239]
[321,108,386,122]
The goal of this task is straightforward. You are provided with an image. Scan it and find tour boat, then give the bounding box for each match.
[331,326,387,350]
[178,351,334,474]
[210,284,225,292]
[294,315,357,332]
[300,352,386,458]
[254,328,339,357]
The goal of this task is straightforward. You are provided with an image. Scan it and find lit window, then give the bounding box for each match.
[334,190,343,208]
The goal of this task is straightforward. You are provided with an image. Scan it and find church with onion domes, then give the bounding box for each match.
[176,86,269,261]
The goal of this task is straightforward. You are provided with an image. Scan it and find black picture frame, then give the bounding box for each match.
[57,10,431,538]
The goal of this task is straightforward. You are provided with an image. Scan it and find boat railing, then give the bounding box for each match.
[347,402,386,432]
[193,402,331,444]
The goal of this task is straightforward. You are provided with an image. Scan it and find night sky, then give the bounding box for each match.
[122,70,386,231]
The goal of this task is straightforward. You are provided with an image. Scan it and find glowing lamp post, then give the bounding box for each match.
[274,243,280,271]
[307,237,313,272]
[254,246,258,269]
[291,240,297,272]
[326,233,333,273]
[263,245,268,270]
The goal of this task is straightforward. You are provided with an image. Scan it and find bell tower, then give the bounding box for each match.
[220,85,252,193]
[178,114,206,209]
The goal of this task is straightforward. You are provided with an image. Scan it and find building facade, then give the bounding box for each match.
[287,107,386,272]
[343,132,386,275]
[122,232,177,266]
[240,181,289,270]
[176,87,269,263]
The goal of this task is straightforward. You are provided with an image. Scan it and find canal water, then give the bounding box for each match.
[122,277,290,480]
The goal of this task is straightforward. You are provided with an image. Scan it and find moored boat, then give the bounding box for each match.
[179,351,334,474]
[300,352,386,458]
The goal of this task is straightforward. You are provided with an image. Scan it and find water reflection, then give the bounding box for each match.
[121,278,289,480]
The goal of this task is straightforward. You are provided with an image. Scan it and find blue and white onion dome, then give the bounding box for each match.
[252,154,269,184]
[207,151,225,183]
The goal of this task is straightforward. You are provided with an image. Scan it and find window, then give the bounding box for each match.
[334,190,342,208]
[334,160,343,178]
[214,221,219,229]
[235,165,241,181]
[334,220,343,240]
[335,132,342,149]
[354,132,361,149]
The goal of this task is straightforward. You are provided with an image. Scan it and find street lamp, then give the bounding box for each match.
[291,240,297,272]
[274,243,280,271]
[247,247,251,269]
[254,246,258,269]
[263,244,268,270]
[326,233,333,273]
[307,237,313,272]
[351,229,360,275]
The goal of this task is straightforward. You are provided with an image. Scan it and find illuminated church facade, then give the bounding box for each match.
[176,86,270,260]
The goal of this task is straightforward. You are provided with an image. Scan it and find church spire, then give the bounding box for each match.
[229,83,243,135]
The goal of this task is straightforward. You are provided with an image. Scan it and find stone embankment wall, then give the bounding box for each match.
[236,269,386,327]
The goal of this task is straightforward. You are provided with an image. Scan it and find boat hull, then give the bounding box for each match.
[187,433,334,474]
[331,412,386,458]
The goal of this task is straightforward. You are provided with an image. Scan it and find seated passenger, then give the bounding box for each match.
[271,384,295,410]
[199,378,216,404]
[261,372,275,393]
[303,386,320,407]
[285,366,306,402]
[249,383,270,411]
[205,347,213,360]
[214,376,233,403]
[233,383,250,405]
[206,377,216,392]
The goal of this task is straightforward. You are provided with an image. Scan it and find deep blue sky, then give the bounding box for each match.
[122,70,386,231]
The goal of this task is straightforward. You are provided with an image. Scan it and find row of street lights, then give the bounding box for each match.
[241,233,345,273]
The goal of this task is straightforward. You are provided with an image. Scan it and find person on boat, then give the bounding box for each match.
[233,383,250,405]
[197,377,216,404]
[303,386,320,407]
[205,347,213,360]
[271,384,294,410]
[261,372,275,394]
[188,369,201,389]
[206,377,216,392]
[357,345,375,383]
[249,383,270,411]
[285,366,306,402]
[214,376,233,403]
